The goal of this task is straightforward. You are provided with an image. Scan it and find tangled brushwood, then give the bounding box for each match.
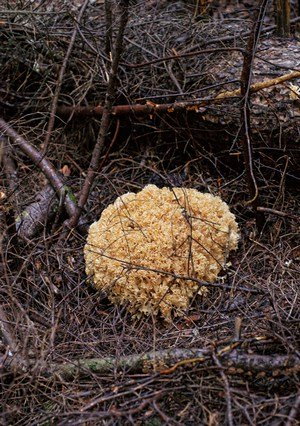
[84,185,239,319]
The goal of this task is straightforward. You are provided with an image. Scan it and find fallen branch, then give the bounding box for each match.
[47,345,300,380]
[56,70,300,118]
[0,118,79,220]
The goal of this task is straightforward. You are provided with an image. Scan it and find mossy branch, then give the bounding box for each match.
[47,344,300,381]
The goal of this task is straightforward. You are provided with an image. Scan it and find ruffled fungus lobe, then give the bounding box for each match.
[84,185,239,319]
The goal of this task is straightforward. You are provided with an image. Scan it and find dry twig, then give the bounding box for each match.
[69,0,130,228]
[43,0,90,152]
[0,118,79,220]
[57,70,300,118]
[240,0,269,230]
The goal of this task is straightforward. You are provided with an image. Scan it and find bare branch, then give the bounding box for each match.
[0,118,79,220]
[68,0,130,228]
[57,70,300,118]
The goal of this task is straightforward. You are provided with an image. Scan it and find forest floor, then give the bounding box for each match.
[0,1,299,425]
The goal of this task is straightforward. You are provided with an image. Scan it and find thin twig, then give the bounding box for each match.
[0,305,18,352]
[285,393,300,426]
[105,0,113,57]
[257,206,298,219]
[68,0,130,228]
[240,0,269,230]
[84,246,262,294]
[0,305,27,372]
[212,353,233,426]
[182,16,300,51]
[43,0,90,153]
[122,47,246,68]
[153,400,181,426]
[1,136,21,230]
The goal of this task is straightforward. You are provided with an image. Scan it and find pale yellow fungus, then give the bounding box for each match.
[84,185,239,319]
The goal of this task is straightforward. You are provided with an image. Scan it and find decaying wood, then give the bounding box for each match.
[0,305,27,373]
[15,184,58,239]
[1,137,20,233]
[205,36,300,131]
[0,118,80,222]
[47,344,300,380]
[1,136,62,239]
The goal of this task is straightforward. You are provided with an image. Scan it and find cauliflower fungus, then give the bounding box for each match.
[84,184,239,319]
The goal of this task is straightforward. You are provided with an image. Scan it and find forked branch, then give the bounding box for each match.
[68,0,130,228]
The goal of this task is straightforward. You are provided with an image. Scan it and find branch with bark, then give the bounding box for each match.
[275,0,291,37]
[56,70,300,118]
[0,118,80,223]
[47,343,300,380]
[68,0,130,228]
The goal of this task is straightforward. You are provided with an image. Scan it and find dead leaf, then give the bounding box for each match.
[61,165,71,176]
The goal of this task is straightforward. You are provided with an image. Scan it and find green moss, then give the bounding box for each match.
[144,417,163,426]
[63,186,77,203]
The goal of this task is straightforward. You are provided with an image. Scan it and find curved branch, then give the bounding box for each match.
[240,0,269,230]
[0,118,79,219]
